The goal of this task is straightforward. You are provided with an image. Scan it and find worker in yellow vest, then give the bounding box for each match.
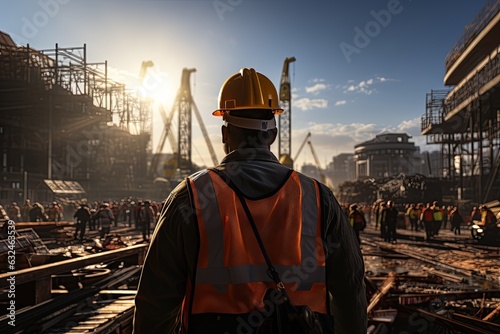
[133,68,367,334]
[431,200,443,236]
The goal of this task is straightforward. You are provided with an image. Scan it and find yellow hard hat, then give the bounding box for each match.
[213,68,283,116]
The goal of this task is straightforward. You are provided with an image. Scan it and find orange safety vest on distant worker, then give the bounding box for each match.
[182,169,327,329]
[422,208,434,222]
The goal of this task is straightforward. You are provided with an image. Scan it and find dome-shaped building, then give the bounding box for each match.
[354,133,419,179]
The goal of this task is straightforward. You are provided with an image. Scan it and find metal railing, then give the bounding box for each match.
[0,244,147,307]
[445,0,500,71]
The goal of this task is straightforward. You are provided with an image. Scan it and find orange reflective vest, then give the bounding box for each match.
[182,169,327,329]
[422,208,434,222]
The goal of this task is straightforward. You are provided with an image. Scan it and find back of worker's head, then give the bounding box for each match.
[213,68,282,153]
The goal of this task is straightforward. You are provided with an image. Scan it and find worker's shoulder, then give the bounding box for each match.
[294,170,330,191]
[161,179,189,206]
[169,178,190,198]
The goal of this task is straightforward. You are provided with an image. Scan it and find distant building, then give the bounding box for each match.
[299,163,323,182]
[325,153,355,189]
[354,133,419,179]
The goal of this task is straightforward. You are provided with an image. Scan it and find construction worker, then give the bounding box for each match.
[381,200,399,243]
[420,202,435,241]
[73,204,91,242]
[349,203,366,245]
[406,203,418,231]
[431,200,443,236]
[480,205,496,227]
[96,203,114,239]
[138,200,155,241]
[133,68,367,333]
[8,202,21,222]
[449,206,463,235]
[470,206,481,224]
[479,205,498,242]
[21,199,32,222]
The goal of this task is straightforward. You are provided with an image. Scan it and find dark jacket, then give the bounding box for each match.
[381,206,399,225]
[73,206,91,223]
[133,149,367,334]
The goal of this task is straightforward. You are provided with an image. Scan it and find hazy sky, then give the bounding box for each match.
[0,0,489,168]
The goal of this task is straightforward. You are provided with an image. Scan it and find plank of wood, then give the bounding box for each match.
[367,272,396,313]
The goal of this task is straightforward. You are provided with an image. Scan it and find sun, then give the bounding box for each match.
[139,71,175,107]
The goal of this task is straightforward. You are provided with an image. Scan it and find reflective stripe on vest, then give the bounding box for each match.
[185,169,327,318]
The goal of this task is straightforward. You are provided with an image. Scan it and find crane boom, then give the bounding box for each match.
[158,104,178,153]
[150,102,177,177]
[308,140,322,170]
[308,140,326,184]
[193,101,219,166]
[177,68,196,175]
[293,132,311,162]
[278,57,296,168]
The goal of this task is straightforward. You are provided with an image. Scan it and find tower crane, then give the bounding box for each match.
[148,67,218,178]
[278,56,296,168]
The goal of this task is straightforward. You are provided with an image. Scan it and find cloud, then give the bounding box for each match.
[107,66,138,83]
[379,117,422,137]
[334,100,347,106]
[343,76,394,95]
[291,118,435,165]
[293,97,328,111]
[305,83,327,95]
[290,122,378,166]
[377,76,390,82]
[300,122,379,149]
[395,118,421,133]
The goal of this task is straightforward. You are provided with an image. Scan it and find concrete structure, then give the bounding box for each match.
[354,133,419,179]
[421,0,500,203]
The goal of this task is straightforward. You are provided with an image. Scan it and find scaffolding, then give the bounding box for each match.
[0,32,154,201]
[0,40,151,131]
[421,2,500,204]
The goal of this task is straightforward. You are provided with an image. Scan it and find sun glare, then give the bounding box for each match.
[140,72,174,107]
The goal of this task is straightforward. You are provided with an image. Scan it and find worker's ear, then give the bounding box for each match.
[221,125,228,144]
[222,125,232,155]
[267,128,278,146]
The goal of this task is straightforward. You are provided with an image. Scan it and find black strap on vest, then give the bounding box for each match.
[211,168,290,299]
[237,193,287,291]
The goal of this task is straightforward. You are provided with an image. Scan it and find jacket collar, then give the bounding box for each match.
[220,148,280,164]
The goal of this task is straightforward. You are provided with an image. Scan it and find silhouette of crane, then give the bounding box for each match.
[278,56,296,168]
[294,132,333,189]
[139,61,177,157]
[147,66,218,178]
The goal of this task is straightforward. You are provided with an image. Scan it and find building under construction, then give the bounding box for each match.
[0,31,153,203]
[422,0,500,205]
